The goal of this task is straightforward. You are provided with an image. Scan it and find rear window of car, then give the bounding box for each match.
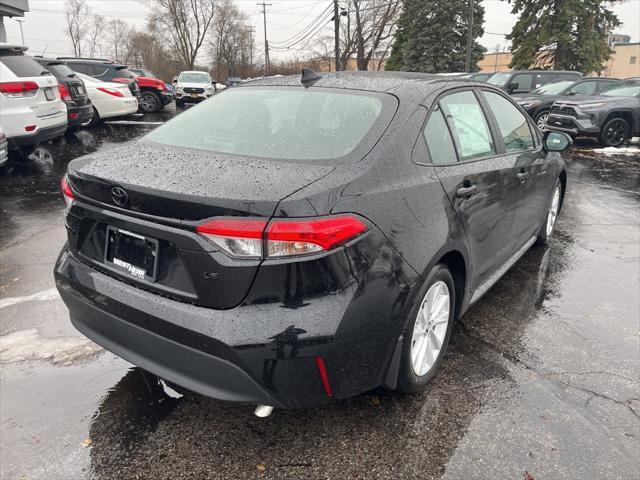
[0,52,49,77]
[145,87,395,161]
[42,62,76,78]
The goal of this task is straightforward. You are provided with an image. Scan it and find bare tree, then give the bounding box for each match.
[149,0,217,69]
[209,0,253,81]
[105,19,131,63]
[88,14,106,57]
[65,0,90,57]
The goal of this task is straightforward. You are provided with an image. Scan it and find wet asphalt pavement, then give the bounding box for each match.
[1,106,639,479]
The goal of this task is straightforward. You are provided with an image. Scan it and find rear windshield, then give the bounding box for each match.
[145,87,394,161]
[179,72,210,83]
[487,72,513,86]
[43,62,76,78]
[0,52,50,77]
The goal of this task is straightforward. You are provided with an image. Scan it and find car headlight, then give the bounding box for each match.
[579,102,605,109]
[519,100,542,108]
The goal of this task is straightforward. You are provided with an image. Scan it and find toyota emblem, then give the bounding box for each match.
[111,186,129,207]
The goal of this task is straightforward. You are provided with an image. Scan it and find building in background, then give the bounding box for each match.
[607,33,631,46]
[0,0,28,43]
[477,40,640,78]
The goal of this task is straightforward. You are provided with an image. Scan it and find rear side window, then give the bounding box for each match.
[439,91,495,160]
[423,106,458,164]
[0,52,48,77]
[145,87,394,161]
[483,91,535,152]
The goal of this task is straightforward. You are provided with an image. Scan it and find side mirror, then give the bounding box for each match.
[508,82,519,92]
[544,131,572,152]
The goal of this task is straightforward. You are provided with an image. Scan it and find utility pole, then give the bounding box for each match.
[257,2,271,76]
[464,0,475,73]
[247,26,255,69]
[333,0,340,71]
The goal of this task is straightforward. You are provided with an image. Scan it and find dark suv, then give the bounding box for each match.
[487,70,582,94]
[59,58,141,99]
[512,77,619,130]
[34,57,93,128]
[546,79,640,147]
[55,72,572,412]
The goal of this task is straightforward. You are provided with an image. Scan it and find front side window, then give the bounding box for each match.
[423,106,458,165]
[483,91,535,152]
[439,90,495,160]
[145,87,393,161]
[511,74,533,90]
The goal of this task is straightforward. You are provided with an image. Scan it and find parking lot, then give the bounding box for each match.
[1,105,639,479]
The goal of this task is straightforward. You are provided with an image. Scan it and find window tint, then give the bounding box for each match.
[483,91,535,152]
[42,62,76,79]
[439,91,495,160]
[423,106,458,165]
[566,81,597,95]
[512,74,533,90]
[0,52,49,77]
[145,88,392,161]
[66,62,92,75]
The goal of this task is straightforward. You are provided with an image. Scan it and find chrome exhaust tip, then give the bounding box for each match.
[254,405,274,418]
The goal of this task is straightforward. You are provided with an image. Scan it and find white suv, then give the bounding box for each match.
[174,71,215,107]
[0,44,67,155]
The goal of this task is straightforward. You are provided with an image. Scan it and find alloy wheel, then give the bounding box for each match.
[140,93,159,113]
[410,281,450,377]
[536,113,549,131]
[605,119,627,147]
[546,185,561,237]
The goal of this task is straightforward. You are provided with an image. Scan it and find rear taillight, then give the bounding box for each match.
[97,87,124,97]
[0,81,38,98]
[60,175,75,209]
[58,84,71,101]
[196,215,368,259]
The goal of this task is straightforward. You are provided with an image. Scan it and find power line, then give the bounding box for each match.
[270,2,332,46]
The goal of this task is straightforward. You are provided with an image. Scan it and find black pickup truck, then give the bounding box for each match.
[546,79,640,147]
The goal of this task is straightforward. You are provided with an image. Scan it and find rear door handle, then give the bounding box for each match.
[456,185,479,198]
[517,171,530,183]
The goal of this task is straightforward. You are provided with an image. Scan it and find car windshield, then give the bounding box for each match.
[179,72,210,83]
[531,80,574,95]
[600,81,640,97]
[145,87,392,161]
[487,72,513,86]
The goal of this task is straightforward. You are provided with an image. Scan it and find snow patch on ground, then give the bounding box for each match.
[0,329,103,365]
[0,288,60,309]
[591,146,640,156]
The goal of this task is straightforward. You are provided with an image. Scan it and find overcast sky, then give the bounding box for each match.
[3,0,640,63]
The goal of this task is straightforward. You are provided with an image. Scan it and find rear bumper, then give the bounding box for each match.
[7,121,68,149]
[55,225,416,408]
[68,104,94,126]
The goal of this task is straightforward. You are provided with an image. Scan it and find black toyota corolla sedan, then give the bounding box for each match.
[55,71,571,412]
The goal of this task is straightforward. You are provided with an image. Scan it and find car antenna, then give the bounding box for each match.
[301,68,322,89]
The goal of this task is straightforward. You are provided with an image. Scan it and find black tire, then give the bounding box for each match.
[139,90,162,113]
[536,179,562,246]
[599,117,630,147]
[88,107,100,127]
[534,110,550,131]
[397,264,456,393]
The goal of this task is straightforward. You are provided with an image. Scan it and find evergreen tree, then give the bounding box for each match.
[507,0,622,74]
[386,0,486,73]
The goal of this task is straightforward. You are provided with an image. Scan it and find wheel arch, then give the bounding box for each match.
[603,109,636,130]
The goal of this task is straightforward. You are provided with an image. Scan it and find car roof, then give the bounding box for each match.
[33,56,65,65]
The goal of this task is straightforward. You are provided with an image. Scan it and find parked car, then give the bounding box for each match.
[174,70,215,107]
[75,72,138,125]
[55,71,571,412]
[34,57,94,128]
[0,44,67,156]
[546,79,640,147]
[487,70,582,94]
[128,67,174,111]
[466,72,494,82]
[226,76,242,87]
[60,57,140,99]
[0,126,8,167]
[512,77,619,130]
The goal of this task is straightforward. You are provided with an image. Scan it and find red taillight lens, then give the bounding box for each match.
[97,87,124,97]
[61,175,75,209]
[0,81,38,97]
[196,215,367,259]
[58,84,71,101]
